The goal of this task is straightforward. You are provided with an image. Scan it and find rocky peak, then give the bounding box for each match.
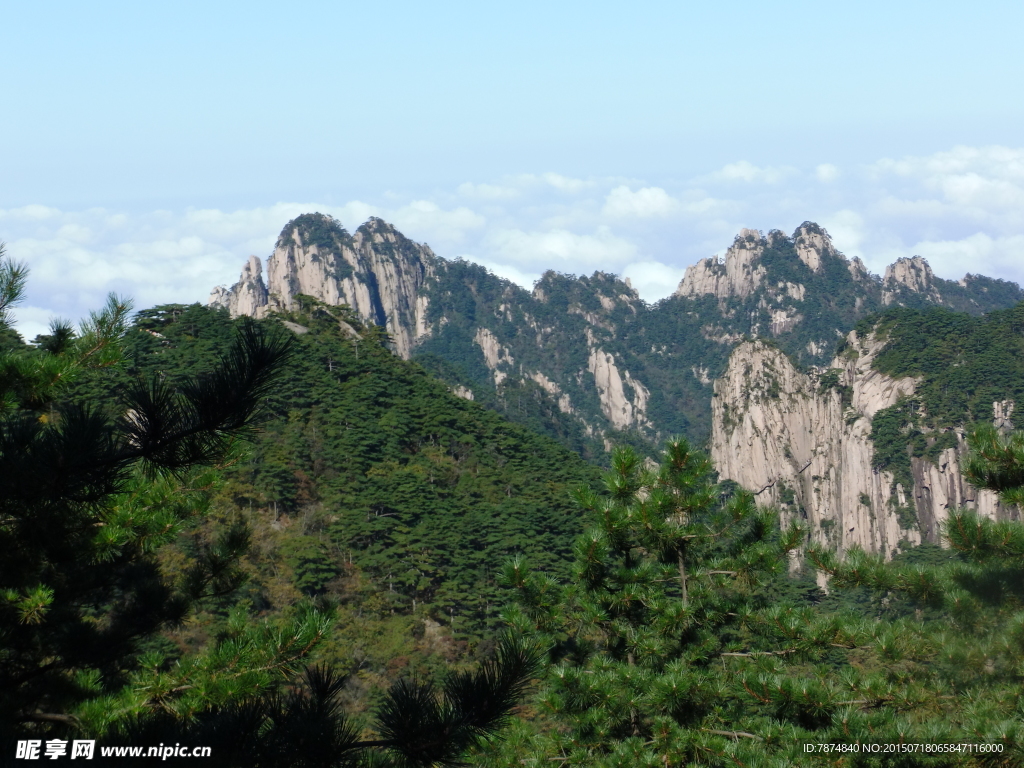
[531,270,639,314]
[882,256,941,305]
[885,256,934,293]
[355,216,399,242]
[675,223,846,300]
[847,256,869,281]
[792,222,838,273]
[277,212,353,251]
[209,213,435,359]
[209,255,268,318]
[674,227,767,300]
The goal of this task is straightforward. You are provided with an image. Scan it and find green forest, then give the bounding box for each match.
[4,243,1024,767]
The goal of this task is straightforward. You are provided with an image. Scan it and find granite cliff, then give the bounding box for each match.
[210,214,434,359]
[711,334,1011,559]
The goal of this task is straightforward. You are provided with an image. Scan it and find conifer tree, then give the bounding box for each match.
[498,438,1024,767]
[0,245,321,735]
[105,632,539,767]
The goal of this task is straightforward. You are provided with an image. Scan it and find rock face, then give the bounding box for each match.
[793,224,840,273]
[675,228,767,299]
[711,335,1009,559]
[209,255,269,319]
[587,347,651,431]
[882,256,942,305]
[210,214,435,359]
[474,327,515,386]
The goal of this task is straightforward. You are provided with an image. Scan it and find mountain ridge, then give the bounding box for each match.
[210,213,1024,455]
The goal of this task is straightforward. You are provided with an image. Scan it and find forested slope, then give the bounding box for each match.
[64,300,600,719]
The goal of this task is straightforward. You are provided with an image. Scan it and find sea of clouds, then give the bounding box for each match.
[3,145,1023,341]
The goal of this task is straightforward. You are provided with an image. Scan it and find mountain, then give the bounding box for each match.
[211,213,1024,455]
[210,214,434,359]
[711,303,1024,560]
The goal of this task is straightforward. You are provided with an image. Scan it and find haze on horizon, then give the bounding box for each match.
[3,0,1023,340]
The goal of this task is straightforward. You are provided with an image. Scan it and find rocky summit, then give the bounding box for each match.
[210,214,435,359]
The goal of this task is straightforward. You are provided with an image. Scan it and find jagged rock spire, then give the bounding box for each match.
[209,213,436,359]
[674,223,842,299]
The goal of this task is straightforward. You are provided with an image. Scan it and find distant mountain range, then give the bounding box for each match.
[210,213,1023,457]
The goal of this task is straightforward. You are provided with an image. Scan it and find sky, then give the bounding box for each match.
[2,1,1023,340]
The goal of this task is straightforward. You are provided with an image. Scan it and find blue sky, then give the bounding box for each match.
[3,1,1023,338]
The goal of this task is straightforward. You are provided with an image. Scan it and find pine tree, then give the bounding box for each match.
[497,438,1024,767]
[0,245,318,735]
[501,441,809,765]
[804,424,1024,765]
[100,632,539,767]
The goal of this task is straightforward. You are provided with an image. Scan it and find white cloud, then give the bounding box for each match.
[0,204,62,222]
[818,209,866,259]
[9,305,58,344]
[872,145,1024,182]
[872,195,950,220]
[621,261,686,303]
[909,233,1024,284]
[870,146,1024,225]
[385,200,485,247]
[816,164,840,183]
[462,258,541,291]
[539,173,594,194]
[710,161,796,185]
[603,186,679,219]
[486,226,637,271]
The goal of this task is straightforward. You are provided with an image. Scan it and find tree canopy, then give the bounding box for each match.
[489,437,1024,767]
[0,249,540,767]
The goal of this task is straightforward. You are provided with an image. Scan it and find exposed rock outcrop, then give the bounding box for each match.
[994,400,1015,431]
[587,347,651,430]
[793,222,840,273]
[210,214,435,359]
[451,385,474,400]
[209,256,268,318]
[883,256,942,305]
[529,371,575,415]
[674,228,766,299]
[675,223,841,299]
[711,334,1008,559]
[474,327,515,386]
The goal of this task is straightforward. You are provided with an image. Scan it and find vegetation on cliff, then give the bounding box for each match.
[414,227,1023,453]
[862,302,1024,498]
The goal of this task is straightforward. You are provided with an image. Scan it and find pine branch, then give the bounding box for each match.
[704,729,763,741]
[720,649,797,658]
[17,712,80,726]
